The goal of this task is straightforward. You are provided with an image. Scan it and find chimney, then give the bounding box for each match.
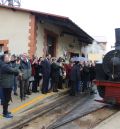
[115,28,120,50]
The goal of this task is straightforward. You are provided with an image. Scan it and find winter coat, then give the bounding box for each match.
[0,62,19,88]
[70,64,81,82]
[34,63,42,78]
[51,62,60,82]
[89,66,96,81]
[64,64,72,79]
[82,66,90,81]
[20,60,32,80]
[11,60,16,68]
[0,60,4,84]
[41,59,51,78]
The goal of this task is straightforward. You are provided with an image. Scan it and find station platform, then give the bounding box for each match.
[93,110,120,129]
[0,88,68,129]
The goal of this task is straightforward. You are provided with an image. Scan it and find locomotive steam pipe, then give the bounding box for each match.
[115,28,120,50]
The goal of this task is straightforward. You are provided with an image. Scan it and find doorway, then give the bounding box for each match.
[47,34,56,57]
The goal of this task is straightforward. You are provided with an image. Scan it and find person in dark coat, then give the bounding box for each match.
[70,61,81,96]
[76,63,82,92]
[0,54,20,118]
[32,57,41,92]
[63,62,72,87]
[0,88,4,105]
[11,54,18,95]
[20,53,32,99]
[41,55,51,94]
[57,58,64,89]
[0,56,4,105]
[51,58,59,92]
[82,62,90,92]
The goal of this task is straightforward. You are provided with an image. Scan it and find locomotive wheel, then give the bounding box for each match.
[97,86,105,98]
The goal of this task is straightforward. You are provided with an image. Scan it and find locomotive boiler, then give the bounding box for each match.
[94,28,120,105]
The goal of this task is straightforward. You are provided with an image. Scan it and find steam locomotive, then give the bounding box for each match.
[94,28,120,105]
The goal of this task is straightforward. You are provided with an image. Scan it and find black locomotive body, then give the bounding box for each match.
[95,28,120,104]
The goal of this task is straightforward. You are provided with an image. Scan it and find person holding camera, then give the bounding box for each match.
[11,54,18,96]
[0,53,20,118]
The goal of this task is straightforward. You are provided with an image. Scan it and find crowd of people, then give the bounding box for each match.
[0,51,96,118]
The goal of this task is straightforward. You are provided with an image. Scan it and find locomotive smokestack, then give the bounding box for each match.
[115,28,120,50]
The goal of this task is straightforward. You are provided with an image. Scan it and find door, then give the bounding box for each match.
[47,35,56,57]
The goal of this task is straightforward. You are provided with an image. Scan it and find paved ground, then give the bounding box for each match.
[1,85,119,129]
[47,94,105,129]
[93,111,120,129]
[0,88,68,128]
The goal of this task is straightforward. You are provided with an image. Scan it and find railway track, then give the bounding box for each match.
[3,93,118,129]
[53,106,118,129]
[21,93,112,129]
[2,93,90,129]
[20,95,92,129]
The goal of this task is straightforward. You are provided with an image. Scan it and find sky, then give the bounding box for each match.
[21,0,120,51]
